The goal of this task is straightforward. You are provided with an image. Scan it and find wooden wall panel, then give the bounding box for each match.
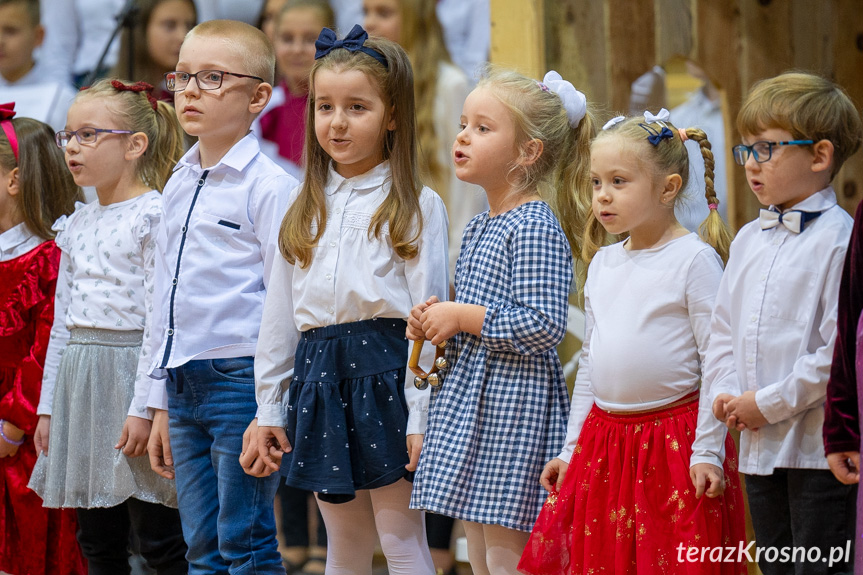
[489,0,545,78]
[605,0,655,111]
[655,0,694,64]
[545,0,608,108]
[833,0,863,213]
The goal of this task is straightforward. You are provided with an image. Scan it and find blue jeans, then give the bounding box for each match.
[166,357,282,575]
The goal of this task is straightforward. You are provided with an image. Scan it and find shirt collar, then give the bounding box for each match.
[0,222,41,260]
[771,186,837,213]
[174,132,261,175]
[324,161,391,196]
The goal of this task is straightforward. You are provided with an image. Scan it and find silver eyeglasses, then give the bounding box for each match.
[164,69,265,92]
[732,139,814,165]
[55,128,134,148]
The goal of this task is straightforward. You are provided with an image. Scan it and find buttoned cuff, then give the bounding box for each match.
[754,387,788,425]
[256,404,285,428]
[147,379,169,412]
[406,405,428,435]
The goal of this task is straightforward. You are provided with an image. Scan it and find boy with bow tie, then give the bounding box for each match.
[704,71,862,575]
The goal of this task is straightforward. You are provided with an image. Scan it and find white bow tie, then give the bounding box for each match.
[759,208,822,234]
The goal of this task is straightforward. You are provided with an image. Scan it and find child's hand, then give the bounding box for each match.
[724,391,767,431]
[256,424,291,474]
[540,458,569,493]
[148,409,175,480]
[690,463,726,498]
[407,296,439,341]
[420,301,462,346]
[712,393,735,423]
[406,433,423,471]
[240,419,275,478]
[34,415,50,455]
[116,415,152,457]
[0,420,23,458]
[826,451,860,485]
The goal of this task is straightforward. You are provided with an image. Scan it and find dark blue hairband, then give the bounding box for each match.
[315,25,388,68]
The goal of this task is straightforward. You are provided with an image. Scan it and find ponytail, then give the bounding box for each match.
[684,127,733,263]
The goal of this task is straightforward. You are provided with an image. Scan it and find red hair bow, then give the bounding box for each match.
[110,80,159,110]
[0,102,19,162]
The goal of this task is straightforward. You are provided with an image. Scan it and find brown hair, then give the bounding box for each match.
[584,116,733,266]
[738,71,863,179]
[0,0,39,27]
[187,19,276,84]
[477,66,596,275]
[396,0,451,200]
[279,34,421,268]
[78,79,185,192]
[112,0,197,89]
[0,117,82,240]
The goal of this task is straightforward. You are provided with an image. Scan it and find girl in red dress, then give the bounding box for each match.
[0,103,85,574]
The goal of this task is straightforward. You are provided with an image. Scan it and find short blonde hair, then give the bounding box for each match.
[738,71,863,178]
[187,19,275,84]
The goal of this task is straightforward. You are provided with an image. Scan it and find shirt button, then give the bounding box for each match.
[325,273,332,280]
[335,208,342,214]
[167,328,174,336]
[329,241,336,248]
[327,306,334,314]
[172,278,178,285]
[198,179,205,186]
[181,226,187,233]
[750,315,757,323]
[747,356,754,364]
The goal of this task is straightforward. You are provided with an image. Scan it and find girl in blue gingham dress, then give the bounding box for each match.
[408,68,595,574]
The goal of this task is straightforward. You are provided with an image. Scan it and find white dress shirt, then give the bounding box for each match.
[39,193,162,418]
[702,187,852,474]
[255,161,449,435]
[436,0,490,81]
[562,233,727,469]
[144,134,297,410]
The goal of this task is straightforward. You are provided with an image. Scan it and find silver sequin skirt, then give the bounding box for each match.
[28,328,178,509]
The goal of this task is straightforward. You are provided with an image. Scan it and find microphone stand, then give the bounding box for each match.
[84,0,140,87]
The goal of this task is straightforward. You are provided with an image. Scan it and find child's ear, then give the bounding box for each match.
[6,167,20,196]
[661,173,683,204]
[248,82,274,115]
[125,132,149,161]
[34,25,45,48]
[810,139,834,174]
[387,105,396,131]
[518,138,543,167]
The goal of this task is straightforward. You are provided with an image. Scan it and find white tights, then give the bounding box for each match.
[462,521,530,575]
[315,479,435,575]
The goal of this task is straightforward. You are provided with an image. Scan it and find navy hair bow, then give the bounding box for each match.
[639,123,674,146]
[315,24,388,68]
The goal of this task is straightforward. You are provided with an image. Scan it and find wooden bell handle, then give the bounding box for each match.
[408,338,445,379]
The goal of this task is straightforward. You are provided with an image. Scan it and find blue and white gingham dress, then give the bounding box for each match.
[410,201,572,531]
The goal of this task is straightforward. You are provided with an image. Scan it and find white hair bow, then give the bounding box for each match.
[602,116,625,130]
[643,108,671,124]
[541,71,587,128]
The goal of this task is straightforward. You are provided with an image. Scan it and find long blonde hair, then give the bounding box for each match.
[478,67,595,271]
[396,0,451,199]
[278,35,422,268]
[583,116,733,266]
[78,79,185,192]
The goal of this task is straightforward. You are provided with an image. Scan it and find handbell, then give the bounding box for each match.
[437,339,449,349]
[414,376,429,390]
[434,356,448,370]
[427,372,443,388]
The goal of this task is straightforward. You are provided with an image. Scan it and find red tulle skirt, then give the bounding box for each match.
[519,397,747,575]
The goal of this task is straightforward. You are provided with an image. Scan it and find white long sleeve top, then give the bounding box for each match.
[702,187,852,474]
[254,161,449,435]
[561,233,727,469]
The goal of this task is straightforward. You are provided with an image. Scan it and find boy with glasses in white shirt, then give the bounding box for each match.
[706,71,862,575]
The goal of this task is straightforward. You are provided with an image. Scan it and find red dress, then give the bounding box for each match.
[0,240,85,575]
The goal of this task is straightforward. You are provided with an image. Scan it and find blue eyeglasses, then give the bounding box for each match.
[732,139,814,165]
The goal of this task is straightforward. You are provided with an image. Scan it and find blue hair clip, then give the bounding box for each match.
[639,123,674,146]
[315,25,388,68]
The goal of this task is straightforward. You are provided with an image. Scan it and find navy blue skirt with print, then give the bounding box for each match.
[281,318,411,503]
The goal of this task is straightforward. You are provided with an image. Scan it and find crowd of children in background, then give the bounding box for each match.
[0,1,862,575]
